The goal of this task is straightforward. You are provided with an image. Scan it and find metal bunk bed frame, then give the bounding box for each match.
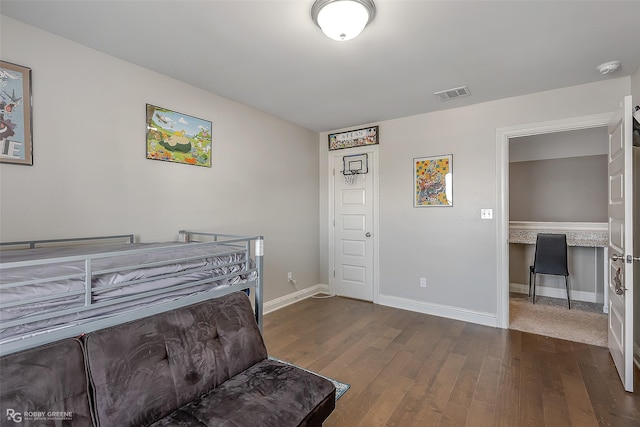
[0,231,264,357]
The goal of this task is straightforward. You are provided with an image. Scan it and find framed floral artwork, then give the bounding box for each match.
[414,154,453,207]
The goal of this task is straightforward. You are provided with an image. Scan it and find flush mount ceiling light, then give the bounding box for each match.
[311,0,376,41]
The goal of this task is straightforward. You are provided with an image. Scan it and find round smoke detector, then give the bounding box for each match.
[597,61,621,75]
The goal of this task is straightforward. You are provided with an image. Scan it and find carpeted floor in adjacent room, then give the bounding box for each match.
[509,293,608,347]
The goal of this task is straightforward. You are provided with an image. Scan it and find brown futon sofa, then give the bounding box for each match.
[0,292,335,426]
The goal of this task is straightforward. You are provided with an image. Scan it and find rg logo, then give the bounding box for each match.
[6,409,22,423]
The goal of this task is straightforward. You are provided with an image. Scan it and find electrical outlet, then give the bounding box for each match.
[420,277,427,288]
[287,272,292,281]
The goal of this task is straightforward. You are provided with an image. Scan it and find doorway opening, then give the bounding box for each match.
[506,127,609,346]
[496,113,613,332]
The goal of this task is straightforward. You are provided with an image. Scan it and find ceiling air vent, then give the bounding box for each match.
[434,86,471,101]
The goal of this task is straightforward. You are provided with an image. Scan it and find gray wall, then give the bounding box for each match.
[509,127,608,162]
[509,155,608,222]
[0,16,320,303]
[320,77,630,322]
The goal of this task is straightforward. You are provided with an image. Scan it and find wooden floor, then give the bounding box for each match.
[263,296,640,427]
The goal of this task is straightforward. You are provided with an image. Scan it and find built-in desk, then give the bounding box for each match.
[509,221,609,313]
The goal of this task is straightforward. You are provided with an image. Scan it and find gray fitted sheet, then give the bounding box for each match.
[0,242,257,343]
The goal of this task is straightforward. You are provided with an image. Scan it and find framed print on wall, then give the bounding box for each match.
[146,104,212,167]
[0,61,33,165]
[414,154,453,207]
[328,125,378,151]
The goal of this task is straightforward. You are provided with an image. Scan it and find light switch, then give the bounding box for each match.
[480,209,493,219]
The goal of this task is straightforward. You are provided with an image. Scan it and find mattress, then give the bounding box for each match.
[0,242,257,343]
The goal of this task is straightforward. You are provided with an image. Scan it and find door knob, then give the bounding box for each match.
[612,253,640,263]
[365,232,372,237]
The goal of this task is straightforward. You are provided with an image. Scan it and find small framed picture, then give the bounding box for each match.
[414,154,453,207]
[0,61,33,165]
[146,104,212,167]
[328,125,378,151]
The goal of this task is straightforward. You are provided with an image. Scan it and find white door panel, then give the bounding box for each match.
[342,240,366,257]
[333,152,374,301]
[341,214,366,231]
[607,95,634,392]
[341,189,366,205]
[342,265,366,283]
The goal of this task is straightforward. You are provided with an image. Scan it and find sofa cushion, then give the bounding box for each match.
[0,338,94,427]
[84,292,268,427]
[150,359,336,427]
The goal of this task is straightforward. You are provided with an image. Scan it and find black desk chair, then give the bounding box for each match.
[529,233,570,309]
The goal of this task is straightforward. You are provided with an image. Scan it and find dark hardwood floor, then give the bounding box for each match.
[262,296,640,427]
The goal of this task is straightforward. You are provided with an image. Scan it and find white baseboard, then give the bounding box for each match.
[265,287,496,327]
[509,282,601,304]
[263,284,331,315]
[377,294,497,328]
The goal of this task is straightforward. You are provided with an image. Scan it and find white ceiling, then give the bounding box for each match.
[2,0,639,132]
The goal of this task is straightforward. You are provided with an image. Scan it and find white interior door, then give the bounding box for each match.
[607,95,635,392]
[333,151,374,301]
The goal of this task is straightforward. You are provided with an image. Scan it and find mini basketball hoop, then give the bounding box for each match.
[341,153,369,185]
[343,170,358,185]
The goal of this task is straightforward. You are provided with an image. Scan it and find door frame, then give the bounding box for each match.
[496,112,612,328]
[328,145,380,302]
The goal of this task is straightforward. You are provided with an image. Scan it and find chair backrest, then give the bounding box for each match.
[532,233,569,276]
